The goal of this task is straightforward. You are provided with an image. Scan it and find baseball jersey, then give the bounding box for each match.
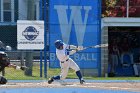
[56,44,69,61]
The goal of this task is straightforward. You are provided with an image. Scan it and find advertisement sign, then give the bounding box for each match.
[17,20,44,50]
[49,0,101,68]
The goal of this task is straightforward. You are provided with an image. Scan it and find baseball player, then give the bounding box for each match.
[48,40,85,84]
[0,52,27,84]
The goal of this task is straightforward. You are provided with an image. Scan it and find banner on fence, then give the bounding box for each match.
[17,20,44,50]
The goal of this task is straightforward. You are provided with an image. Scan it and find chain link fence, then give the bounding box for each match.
[0,0,47,80]
[2,0,140,81]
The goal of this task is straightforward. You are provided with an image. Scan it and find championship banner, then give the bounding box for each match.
[17,20,44,50]
[49,0,101,68]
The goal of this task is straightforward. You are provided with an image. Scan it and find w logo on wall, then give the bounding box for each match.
[49,0,101,69]
[54,5,92,45]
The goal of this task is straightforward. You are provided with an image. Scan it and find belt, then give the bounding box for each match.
[61,58,69,63]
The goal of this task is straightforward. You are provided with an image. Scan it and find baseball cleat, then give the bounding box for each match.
[80,79,85,84]
[48,78,54,84]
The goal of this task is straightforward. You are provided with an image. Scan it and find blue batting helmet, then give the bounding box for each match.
[54,40,64,49]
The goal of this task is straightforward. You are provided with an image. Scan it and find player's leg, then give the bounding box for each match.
[69,58,85,84]
[0,76,7,84]
[48,61,69,84]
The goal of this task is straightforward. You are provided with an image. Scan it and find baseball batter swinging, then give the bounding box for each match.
[48,40,85,84]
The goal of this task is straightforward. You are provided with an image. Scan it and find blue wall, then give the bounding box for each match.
[49,0,101,69]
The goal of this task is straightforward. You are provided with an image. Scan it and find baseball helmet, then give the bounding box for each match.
[54,40,64,49]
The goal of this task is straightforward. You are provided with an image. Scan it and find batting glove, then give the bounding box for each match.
[94,45,100,48]
[16,66,27,71]
[77,46,84,51]
[20,66,28,71]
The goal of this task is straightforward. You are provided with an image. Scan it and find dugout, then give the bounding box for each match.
[101,18,140,77]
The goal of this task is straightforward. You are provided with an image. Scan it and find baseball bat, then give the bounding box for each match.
[83,43,108,50]
[68,43,108,51]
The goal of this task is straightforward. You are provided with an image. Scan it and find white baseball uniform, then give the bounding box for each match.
[56,44,80,80]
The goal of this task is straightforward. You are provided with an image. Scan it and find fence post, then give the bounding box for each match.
[43,0,48,78]
[39,0,43,77]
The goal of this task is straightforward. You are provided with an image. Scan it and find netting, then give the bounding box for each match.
[0,0,46,80]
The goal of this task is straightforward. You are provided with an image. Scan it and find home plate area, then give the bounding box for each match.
[0,80,140,93]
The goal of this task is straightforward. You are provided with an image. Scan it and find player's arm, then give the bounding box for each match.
[8,64,27,71]
[67,45,84,55]
[8,63,17,69]
[68,45,77,50]
[68,45,83,50]
[68,50,77,55]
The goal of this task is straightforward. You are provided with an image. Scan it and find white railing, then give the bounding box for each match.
[127,0,129,18]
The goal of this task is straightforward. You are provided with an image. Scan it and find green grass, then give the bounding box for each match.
[3,66,140,80]
[4,66,45,80]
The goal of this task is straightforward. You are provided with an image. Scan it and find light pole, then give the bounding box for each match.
[25,0,35,76]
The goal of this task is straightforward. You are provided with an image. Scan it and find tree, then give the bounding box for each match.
[102,0,126,17]
[102,0,140,17]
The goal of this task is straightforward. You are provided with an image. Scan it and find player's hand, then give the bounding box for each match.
[94,45,100,48]
[20,66,28,71]
[16,66,27,71]
[77,46,84,51]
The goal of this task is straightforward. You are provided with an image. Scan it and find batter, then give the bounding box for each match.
[48,40,85,84]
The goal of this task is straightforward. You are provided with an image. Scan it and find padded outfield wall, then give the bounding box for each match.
[49,0,101,76]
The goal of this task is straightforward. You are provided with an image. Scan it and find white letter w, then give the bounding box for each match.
[54,5,92,45]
